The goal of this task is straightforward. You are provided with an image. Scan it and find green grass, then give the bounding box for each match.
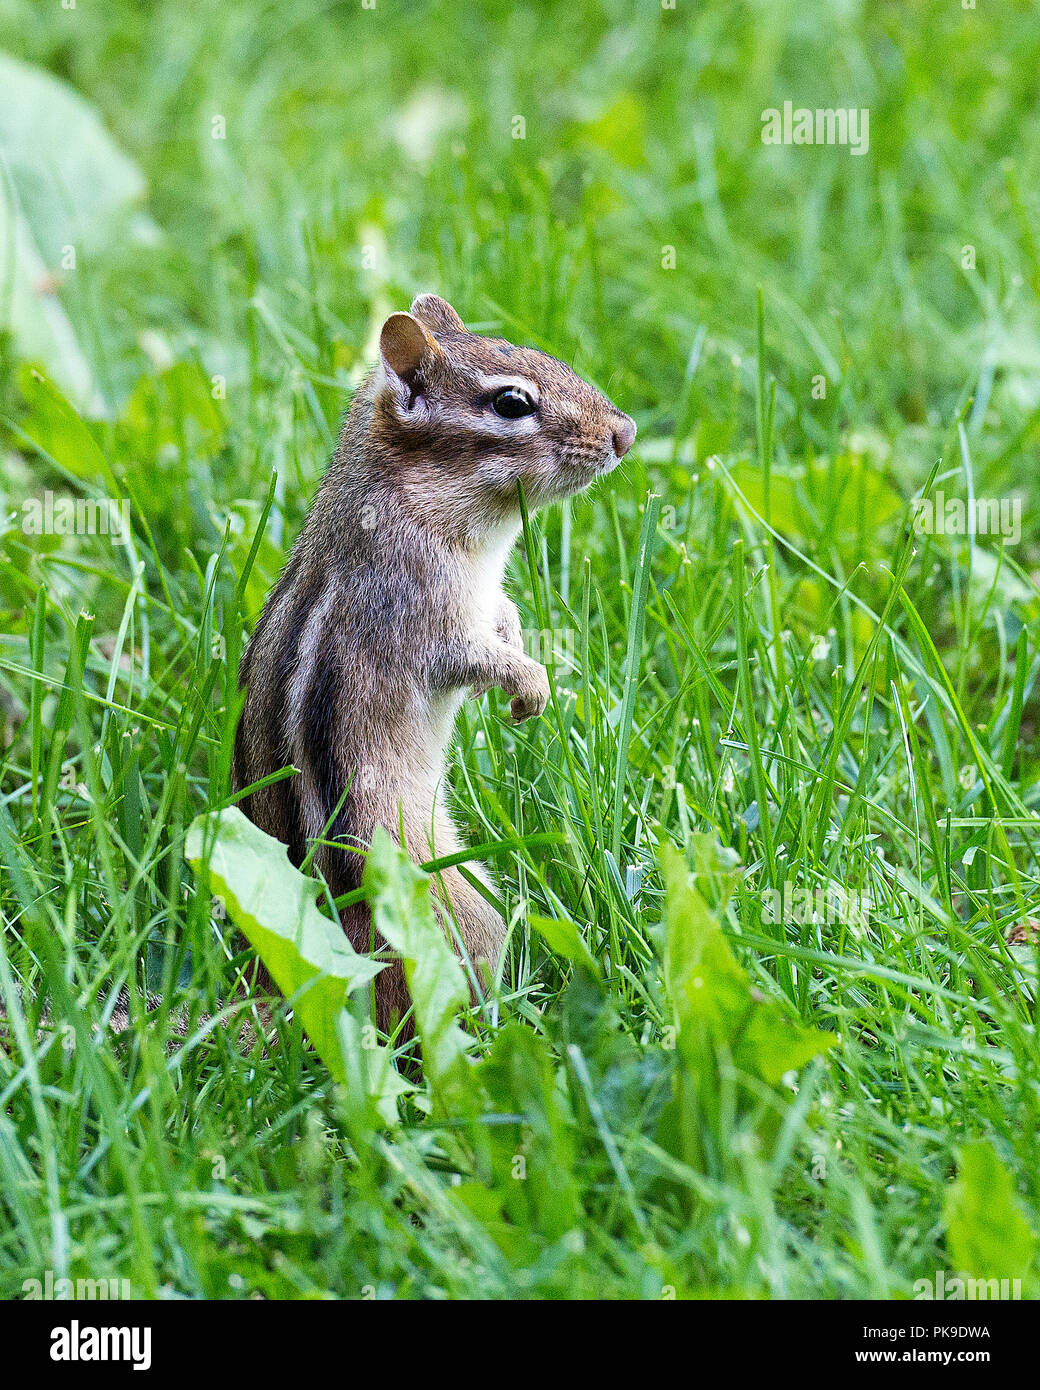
[1,0,1039,1299]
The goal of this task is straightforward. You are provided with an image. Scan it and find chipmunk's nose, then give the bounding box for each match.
[612,415,636,459]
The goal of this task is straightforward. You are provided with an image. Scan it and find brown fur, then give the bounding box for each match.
[232,295,635,1031]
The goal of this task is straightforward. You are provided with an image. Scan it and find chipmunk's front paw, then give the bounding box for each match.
[496,599,524,654]
[472,606,526,700]
[508,662,550,723]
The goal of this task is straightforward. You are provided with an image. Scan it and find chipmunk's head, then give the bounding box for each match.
[371,294,635,519]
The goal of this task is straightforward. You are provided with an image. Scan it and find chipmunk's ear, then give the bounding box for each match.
[379,311,442,406]
[410,293,466,334]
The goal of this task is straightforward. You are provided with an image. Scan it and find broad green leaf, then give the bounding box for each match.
[0,52,154,409]
[17,368,117,489]
[660,841,835,1086]
[185,807,385,1085]
[529,914,601,976]
[364,828,474,1112]
[468,1023,581,1246]
[0,202,96,408]
[336,1009,412,1130]
[684,831,742,912]
[946,1140,1036,1281]
[0,53,146,262]
[121,361,228,459]
[732,451,903,560]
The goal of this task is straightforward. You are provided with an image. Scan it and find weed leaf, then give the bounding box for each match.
[185,807,384,1083]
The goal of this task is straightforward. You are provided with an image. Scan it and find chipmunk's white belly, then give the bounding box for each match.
[468,518,521,626]
[399,518,521,783]
[423,687,467,757]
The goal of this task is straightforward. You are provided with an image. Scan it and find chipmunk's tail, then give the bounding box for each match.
[328,790,505,1034]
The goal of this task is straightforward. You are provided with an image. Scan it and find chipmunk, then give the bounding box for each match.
[232,294,635,1030]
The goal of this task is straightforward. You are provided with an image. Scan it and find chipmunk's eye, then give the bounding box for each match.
[491,387,536,419]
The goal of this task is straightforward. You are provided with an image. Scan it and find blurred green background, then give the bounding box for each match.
[4,0,1040,466]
